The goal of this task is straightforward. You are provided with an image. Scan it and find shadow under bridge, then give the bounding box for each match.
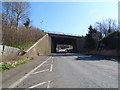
[48,33,81,53]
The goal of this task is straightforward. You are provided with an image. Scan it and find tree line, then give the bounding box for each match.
[85,19,120,50]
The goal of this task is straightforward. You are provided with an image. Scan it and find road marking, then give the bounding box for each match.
[32,69,49,75]
[47,80,51,88]
[28,81,47,89]
[50,64,53,72]
[9,57,51,88]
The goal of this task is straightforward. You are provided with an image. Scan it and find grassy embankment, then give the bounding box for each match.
[14,42,34,50]
[0,57,33,71]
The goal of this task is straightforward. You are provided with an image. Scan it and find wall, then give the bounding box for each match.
[0,45,21,61]
[76,37,86,53]
[24,34,51,57]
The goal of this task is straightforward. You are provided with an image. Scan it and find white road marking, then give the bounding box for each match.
[28,81,47,89]
[9,57,51,88]
[47,80,51,88]
[50,64,53,72]
[32,69,49,75]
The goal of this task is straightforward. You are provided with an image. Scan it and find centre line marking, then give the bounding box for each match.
[47,80,51,88]
[28,81,47,89]
[32,69,49,75]
[9,57,51,88]
[50,64,53,72]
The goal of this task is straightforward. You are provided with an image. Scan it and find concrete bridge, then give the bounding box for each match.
[49,33,82,53]
[25,33,86,57]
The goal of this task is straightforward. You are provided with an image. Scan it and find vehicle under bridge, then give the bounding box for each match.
[49,33,81,53]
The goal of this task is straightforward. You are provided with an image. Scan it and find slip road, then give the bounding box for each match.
[9,53,118,88]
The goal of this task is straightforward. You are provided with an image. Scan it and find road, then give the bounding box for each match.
[9,53,118,88]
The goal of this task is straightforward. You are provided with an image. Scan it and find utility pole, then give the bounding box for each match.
[40,20,43,30]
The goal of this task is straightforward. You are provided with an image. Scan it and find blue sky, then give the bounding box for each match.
[30,2,118,36]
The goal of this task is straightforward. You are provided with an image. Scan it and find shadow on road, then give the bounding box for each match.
[49,53,120,63]
[76,56,107,61]
[75,56,120,63]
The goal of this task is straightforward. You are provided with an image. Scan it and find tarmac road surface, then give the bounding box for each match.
[9,53,118,88]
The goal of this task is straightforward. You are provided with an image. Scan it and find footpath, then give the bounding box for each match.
[2,55,50,88]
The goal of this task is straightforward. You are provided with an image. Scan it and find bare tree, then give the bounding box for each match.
[95,19,117,37]
[2,1,30,28]
[2,2,10,25]
[13,2,30,28]
[95,21,107,37]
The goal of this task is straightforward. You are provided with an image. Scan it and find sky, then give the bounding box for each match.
[30,2,118,36]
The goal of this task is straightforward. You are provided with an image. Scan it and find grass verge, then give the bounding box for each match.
[14,42,34,50]
[0,57,33,72]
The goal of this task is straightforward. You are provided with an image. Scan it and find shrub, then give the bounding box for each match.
[84,37,97,50]
[102,31,120,49]
[2,25,46,49]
